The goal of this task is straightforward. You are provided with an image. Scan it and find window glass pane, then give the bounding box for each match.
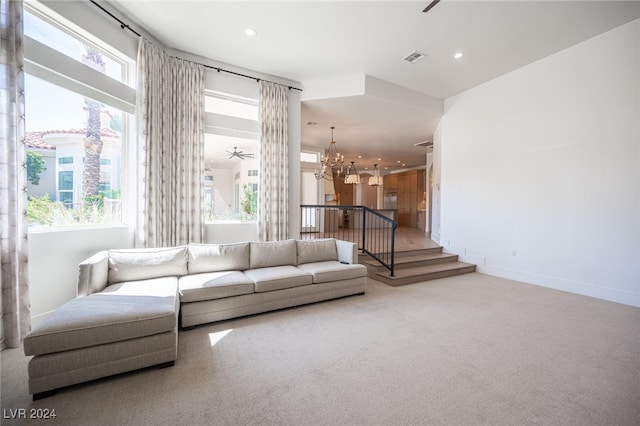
[58,171,73,190]
[301,152,319,163]
[59,191,73,208]
[26,74,126,227]
[205,92,258,120]
[204,133,258,221]
[24,7,125,83]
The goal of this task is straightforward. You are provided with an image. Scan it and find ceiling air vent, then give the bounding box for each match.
[403,50,427,64]
[415,140,433,147]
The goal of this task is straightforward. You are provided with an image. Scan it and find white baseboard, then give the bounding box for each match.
[438,237,638,307]
[478,264,640,308]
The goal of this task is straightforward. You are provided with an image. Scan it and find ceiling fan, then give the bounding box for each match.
[225,147,254,160]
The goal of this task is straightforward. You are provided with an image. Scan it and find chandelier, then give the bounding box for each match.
[344,161,361,184]
[314,126,344,180]
[368,164,383,186]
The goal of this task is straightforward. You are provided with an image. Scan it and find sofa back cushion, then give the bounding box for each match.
[188,243,250,274]
[296,239,338,264]
[250,239,297,269]
[108,246,188,284]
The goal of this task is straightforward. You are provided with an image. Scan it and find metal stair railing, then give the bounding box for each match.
[300,204,397,276]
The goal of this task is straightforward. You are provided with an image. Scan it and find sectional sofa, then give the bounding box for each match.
[23,238,366,399]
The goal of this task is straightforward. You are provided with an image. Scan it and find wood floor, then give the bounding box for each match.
[392,226,441,251]
[301,226,439,252]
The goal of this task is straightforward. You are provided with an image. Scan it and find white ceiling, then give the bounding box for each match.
[110,0,640,171]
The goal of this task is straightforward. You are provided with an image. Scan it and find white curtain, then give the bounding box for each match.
[258,81,289,241]
[0,0,31,349]
[136,38,205,248]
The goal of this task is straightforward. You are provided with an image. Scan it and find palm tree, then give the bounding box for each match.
[81,46,105,199]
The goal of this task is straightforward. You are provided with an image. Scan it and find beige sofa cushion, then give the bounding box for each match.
[249,240,297,269]
[296,261,367,284]
[244,266,312,292]
[296,239,338,264]
[188,243,250,274]
[179,271,254,303]
[24,277,178,356]
[108,246,187,284]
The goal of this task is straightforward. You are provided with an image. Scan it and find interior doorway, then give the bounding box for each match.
[301,169,321,232]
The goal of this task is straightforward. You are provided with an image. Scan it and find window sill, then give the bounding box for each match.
[205,220,257,225]
[28,223,129,234]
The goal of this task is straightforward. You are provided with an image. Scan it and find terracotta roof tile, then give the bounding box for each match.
[25,128,120,150]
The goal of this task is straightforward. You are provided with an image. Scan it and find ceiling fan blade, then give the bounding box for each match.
[423,0,441,13]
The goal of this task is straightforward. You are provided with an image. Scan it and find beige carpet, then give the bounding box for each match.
[2,273,639,425]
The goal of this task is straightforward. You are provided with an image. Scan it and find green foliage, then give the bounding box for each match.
[27,191,122,227]
[240,184,257,220]
[84,193,104,209]
[26,195,71,226]
[26,150,46,185]
[102,189,121,199]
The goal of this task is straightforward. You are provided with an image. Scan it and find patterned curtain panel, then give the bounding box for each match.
[136,38,205,247]
[258,81,289,241]
[0,0,31,350]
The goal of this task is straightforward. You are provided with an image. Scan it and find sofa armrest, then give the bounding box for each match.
[336,240,358,264]
[77,251,109,297]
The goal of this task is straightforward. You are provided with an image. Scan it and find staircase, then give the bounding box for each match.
[360,246,476,287]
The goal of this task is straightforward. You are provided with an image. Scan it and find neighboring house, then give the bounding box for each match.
[25,127,121,207]
[25,132,56,200]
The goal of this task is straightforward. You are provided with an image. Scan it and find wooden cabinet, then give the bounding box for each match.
[417,170,425,196]
[384,174,398,191]
[392,170,422,229]
[333,172,353,205]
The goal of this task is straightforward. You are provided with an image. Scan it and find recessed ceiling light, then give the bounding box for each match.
[245,28,257,37]
[402,163,406,166]
[306,121,317,126]
[377,158,381,161]
[358,155,362,159]
[454,52,463,59]
[397,160,401,163]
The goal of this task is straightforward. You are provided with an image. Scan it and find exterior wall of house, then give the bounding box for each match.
[45,134,121,207]
[26,148,56,199]
[438,19,639,307]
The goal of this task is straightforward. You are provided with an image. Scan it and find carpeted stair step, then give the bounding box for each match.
[386,252,460,270]
[358,246,443,263]
[374,261,477,287]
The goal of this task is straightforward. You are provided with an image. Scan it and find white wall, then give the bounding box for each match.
[431,122,442,242]
[439,19,640,307]
[29,226,133,325]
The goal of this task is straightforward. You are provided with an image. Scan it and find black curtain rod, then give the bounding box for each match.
[89,0,302,92]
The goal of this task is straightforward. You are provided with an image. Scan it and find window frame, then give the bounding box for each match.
[24,0,136,230]
[203,89,260,224]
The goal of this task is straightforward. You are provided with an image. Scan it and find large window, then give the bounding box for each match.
[24,1,134,228]
[204,91,259,222]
